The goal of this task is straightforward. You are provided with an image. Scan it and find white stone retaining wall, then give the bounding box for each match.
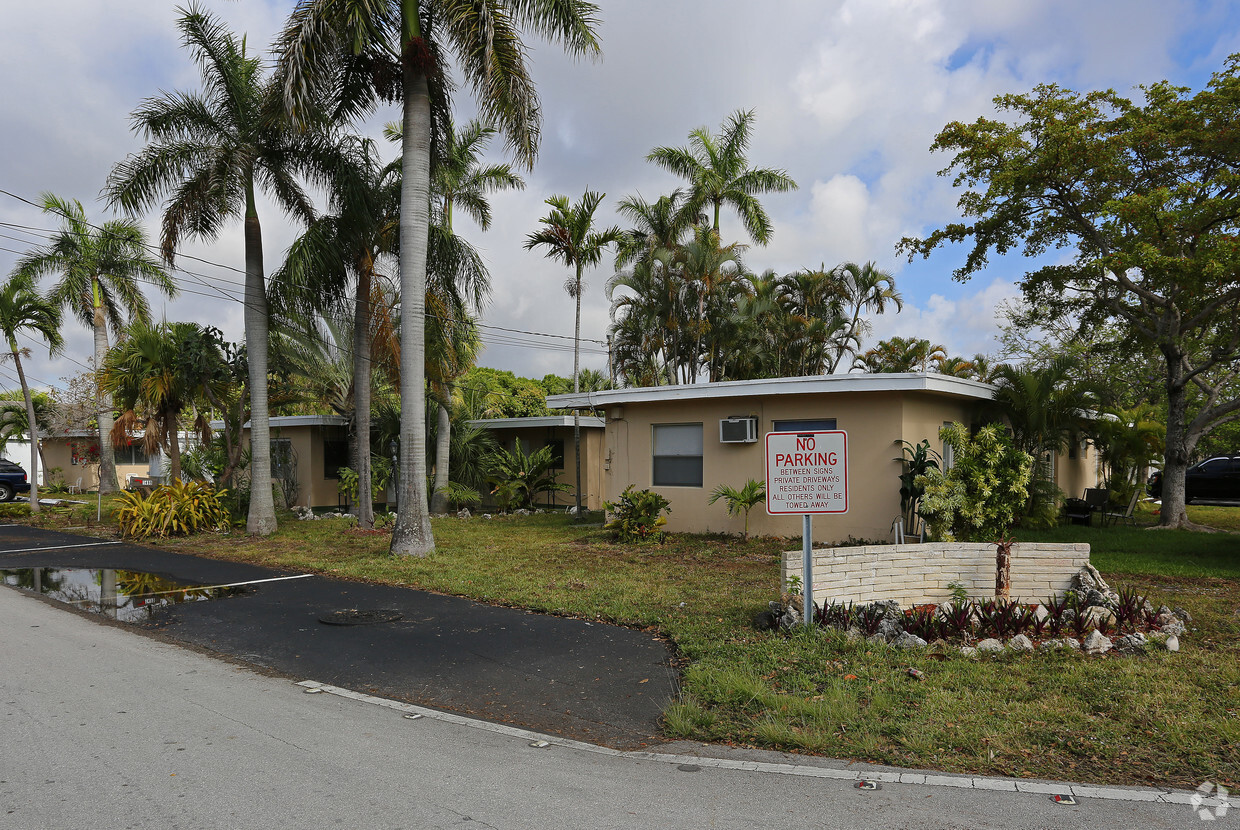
[782,542,1091,609]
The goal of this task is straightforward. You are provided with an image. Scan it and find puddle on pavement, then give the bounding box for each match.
[0,567,249,622]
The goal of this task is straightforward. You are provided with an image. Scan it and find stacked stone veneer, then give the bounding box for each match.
[782,542,1092,609]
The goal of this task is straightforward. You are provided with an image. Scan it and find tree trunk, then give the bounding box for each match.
[572,266,583,516]
[243,185,277,535]
[12,348,39,513]
[93,300,118,494]
[166,409,182,482]
[429,396,451,514]
[1157,374,1194,528]
[390,39,435,557]
[352,260,374,529]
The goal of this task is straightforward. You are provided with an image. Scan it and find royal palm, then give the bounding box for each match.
[279,0,602,556]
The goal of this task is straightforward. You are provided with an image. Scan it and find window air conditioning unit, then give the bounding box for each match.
[719,416,759,444]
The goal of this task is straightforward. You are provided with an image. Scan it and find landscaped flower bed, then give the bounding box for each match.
[769,565,1190,656]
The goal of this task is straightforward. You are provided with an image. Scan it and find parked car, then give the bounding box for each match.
[0,459,32,502]
[1147,454,1240,502]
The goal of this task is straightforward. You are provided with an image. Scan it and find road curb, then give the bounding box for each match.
[295,679,1221,808]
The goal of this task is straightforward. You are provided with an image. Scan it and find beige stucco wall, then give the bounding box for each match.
[783,541,1092,608]
[41,438,148,490]
[482,425,604,510]
[604,390,983,544]
[1054,437,1101,499]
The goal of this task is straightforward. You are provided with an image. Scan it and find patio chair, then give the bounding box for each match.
[67,477,82,494]
[1103,488,1141,527]
[1064,487,1109,525]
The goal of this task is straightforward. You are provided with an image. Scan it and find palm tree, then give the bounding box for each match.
[647,109,797,245]
[525,189,621,515]
[425,117,521,513]
[273,136,400,529]
[0,274,63,512]
[0,390,56,473]
[105,5,337,535]
[278,0,602,556]
[99,321,229,483]
[673,226,745,382]
[826,262,902,373]
[12,194,174,495]
[853,337,948,374]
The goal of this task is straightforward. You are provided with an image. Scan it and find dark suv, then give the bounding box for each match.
[1147,454,1240,503]
[0,459,32,502]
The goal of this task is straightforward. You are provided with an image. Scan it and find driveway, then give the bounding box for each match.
[0,524,676,749]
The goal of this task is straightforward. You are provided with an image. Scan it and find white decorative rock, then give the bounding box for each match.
[976,638,1004,653]
[1007,634,1034,652]
[1083,629,1113,655]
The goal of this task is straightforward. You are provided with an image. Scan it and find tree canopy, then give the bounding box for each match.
[900,59,1240,528]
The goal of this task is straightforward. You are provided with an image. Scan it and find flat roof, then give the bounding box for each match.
[467,416,606,430]
[208,414,350,430]
[546,373,997,409]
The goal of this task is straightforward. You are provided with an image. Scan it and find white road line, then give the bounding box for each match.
[0,541,122,554]
[294,679,1224,809]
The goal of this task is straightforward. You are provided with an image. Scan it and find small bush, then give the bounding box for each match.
[116,481,231,539]
[604,485,671,543]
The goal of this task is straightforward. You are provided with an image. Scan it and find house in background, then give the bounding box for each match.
[41,431,159,490]
[468,415,606,510]
[548,373,1101,544]
[209,414,351,509]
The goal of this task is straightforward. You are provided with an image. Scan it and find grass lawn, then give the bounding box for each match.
[4,496,1238,789]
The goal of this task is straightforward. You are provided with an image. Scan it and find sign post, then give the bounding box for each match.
[765,431,848,629]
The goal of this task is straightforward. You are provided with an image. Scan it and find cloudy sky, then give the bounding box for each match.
[3,0,1240,397]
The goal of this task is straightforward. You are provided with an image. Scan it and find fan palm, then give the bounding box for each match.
[525,189,621,514]
[647,109,797,245]
[12,194,174,495]
[105,4,336,535]
[0,274,63,511]
[278,0,601,556]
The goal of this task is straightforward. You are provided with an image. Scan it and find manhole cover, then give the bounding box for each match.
[318,608,403,625]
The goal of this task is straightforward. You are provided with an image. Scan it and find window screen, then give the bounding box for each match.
[653,423,703,487]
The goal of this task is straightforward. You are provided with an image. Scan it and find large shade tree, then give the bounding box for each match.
[0,274,63,511]
[900,63,1240,529]
[647,109,797,245]
[279,0,602,556]
[106,4,337,535]
[12,194,174,495]
[525,189,620,515]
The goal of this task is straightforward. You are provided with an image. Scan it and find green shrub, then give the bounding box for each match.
[916,422,1033,542]
[116,481,232,539]
[484,442,570,510]
[605,485,671,543]
[708,478,766,539]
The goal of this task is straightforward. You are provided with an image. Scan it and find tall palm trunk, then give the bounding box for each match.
[244,185,277,535]
[572,263,583,516]
[352,258,375,529]
[93,290,118,494]
[10,344,39,513]
[165,408,182,482]
[430,394,451,514]
[391,26,435,556]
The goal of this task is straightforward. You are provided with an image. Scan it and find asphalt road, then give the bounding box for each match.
[1,587,1222,830]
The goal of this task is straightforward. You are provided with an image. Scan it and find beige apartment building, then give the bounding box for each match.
[548,373,1100,544]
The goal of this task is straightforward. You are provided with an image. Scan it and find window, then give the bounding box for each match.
[545,438,565,470]
[652,423,703,487]
[114,443,148,466]
[772,418,836,433]
[323,430,349,479]
[272,439,295,482]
